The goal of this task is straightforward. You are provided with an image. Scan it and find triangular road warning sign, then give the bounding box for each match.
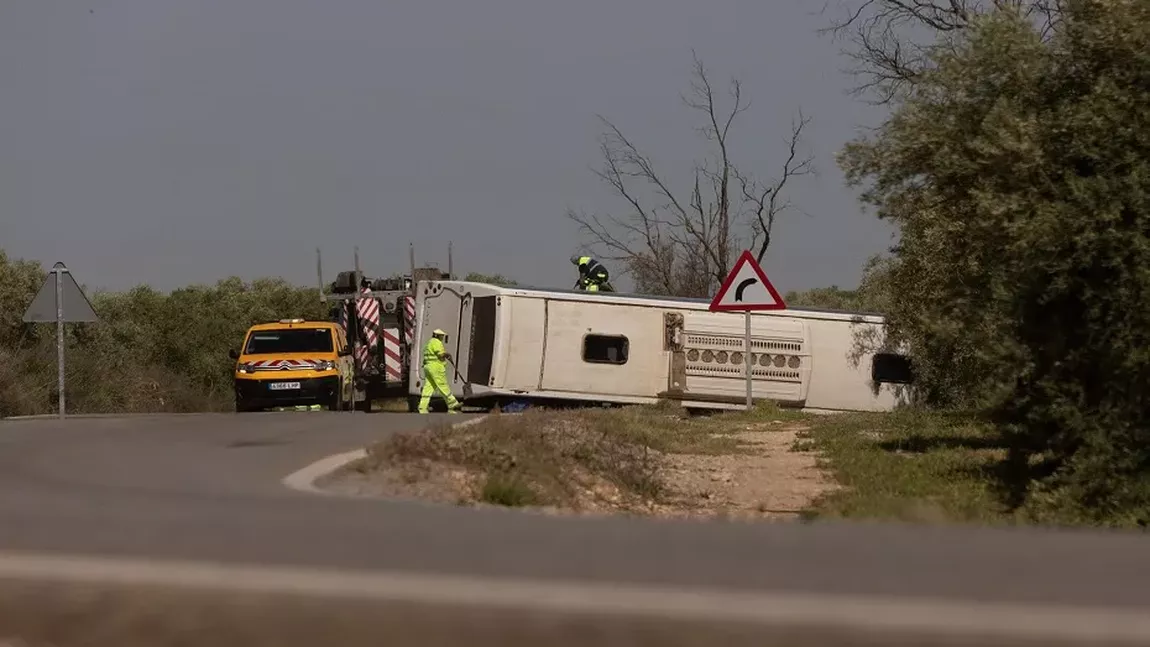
[22,262,99,323]
[709,250,786,312]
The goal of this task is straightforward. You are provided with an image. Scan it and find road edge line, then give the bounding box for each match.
[281,415,488,496]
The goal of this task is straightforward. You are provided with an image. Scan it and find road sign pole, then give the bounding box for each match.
[54,266,65,419]
[744,310,752,411]
[22,262,98,420]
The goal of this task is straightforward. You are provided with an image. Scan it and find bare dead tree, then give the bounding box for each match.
[817,0,1064,103]
[566,53,814,298]
[734,111,813,265]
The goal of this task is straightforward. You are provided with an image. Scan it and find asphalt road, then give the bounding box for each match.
[1,412,1149,646]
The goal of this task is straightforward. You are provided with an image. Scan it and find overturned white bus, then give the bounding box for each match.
[405,280,913,413]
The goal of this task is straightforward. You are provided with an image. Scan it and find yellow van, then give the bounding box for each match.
[229,319,353,412]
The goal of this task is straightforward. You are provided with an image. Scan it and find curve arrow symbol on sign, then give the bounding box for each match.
[734,278,757,302]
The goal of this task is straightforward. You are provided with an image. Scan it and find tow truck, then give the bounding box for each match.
[316,244,453,412]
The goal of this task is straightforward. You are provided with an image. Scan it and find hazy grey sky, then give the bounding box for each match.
[1,0,895,295]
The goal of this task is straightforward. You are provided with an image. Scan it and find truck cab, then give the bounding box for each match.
[230,319,353,412]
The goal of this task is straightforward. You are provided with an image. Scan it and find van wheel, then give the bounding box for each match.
[407,395,420,413]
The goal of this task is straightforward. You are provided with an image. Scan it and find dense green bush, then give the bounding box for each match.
[784,256,893,314]
[0,251,328,417]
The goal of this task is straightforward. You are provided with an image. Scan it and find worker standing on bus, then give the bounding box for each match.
[571,255,612,292]
[418,328,461,414]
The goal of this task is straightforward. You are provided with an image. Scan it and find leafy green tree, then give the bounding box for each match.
[823,0,1063,104]
[839,0,1150,523]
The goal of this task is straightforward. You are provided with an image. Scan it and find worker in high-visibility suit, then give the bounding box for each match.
[571,255,613,292]
[418,328,461,414]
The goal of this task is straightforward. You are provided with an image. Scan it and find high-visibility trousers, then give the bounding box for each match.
[418,363,460,413]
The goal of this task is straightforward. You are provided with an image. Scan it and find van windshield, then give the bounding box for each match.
[244,328,334,355]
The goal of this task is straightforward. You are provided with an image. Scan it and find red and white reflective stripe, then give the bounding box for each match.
[380,328,403,381]
[356,289,380,346]
[247,359,321,370]
[355,288,380,369]
[403,296,415,344]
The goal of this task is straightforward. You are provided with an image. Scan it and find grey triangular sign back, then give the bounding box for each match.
[22,263,99,323]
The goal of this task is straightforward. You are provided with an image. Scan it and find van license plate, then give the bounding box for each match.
[269,382,300,391]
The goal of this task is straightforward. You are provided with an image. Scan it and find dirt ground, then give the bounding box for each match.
[323,416,839,522]
[655,421,840,520]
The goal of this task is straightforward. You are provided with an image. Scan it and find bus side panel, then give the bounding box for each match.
[539,301,668,398]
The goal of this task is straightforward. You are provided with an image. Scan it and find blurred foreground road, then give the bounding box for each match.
[1,412,1148,646]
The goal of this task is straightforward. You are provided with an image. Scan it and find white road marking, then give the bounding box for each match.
[280,415,488,494]
[280,448,368,494]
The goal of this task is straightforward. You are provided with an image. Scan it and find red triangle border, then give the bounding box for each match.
[708,250,787,312]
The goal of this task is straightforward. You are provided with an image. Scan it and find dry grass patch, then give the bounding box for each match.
[327,402,837,520]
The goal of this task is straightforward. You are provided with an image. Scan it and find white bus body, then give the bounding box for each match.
[407,281,912,413]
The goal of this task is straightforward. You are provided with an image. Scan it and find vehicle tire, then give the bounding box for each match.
[407,395,420,413]
[326,391,343,411]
